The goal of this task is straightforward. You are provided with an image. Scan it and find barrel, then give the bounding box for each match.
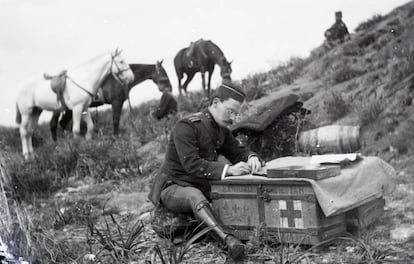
[299,125,361,154]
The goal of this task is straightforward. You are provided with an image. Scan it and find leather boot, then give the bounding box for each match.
[194,201,245,260]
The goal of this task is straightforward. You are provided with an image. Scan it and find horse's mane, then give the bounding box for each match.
[69,51,114,70]
[204,40,223,55]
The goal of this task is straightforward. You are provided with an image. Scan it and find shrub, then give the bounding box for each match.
[353,98,384,127]
[357,32,378,48]
[391,118,414,154]
[332,64,365,84]
[177,90,206,114]
[342,42,363,56]
[269,57,309,86]
[309,56,331,81]
[355,14,384,32]
[235,109,308,161]
[0,127,21,151]
[5,151,68,201]
[242,74,268,101]
[309,45,328,61]
[323,91,350,122]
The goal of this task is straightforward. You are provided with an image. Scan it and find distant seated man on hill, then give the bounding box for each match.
[324,11,350,48]
[152,85,177,120]
[148,81,262,260]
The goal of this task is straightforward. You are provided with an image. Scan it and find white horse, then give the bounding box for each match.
[15,49,134,159]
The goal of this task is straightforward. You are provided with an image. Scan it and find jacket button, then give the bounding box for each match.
[200,167,204,172]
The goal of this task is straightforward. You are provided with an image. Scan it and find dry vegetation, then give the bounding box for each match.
[2,1,414,263]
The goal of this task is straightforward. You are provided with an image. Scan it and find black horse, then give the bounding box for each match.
[174,39,232,97]
[50,61,172,140]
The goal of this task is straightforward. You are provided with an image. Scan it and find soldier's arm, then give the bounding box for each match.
[174,121,227,180]
[220,129,256,163]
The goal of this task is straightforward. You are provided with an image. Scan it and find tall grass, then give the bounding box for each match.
[0,155,34,263]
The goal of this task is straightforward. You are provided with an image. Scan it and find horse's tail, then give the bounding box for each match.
[15,103,21,124]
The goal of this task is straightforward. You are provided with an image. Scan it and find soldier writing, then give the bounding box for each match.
[148,81,262,260]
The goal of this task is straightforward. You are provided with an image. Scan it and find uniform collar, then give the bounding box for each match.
[203,109,219,130]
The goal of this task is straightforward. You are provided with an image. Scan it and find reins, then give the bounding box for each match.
[66,53,129,99]
[66,75,95,98]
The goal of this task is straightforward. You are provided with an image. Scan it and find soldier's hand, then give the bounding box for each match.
[227,161,251,176]
[247,156,261,174]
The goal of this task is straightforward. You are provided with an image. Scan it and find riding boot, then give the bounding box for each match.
[194,201,245,260]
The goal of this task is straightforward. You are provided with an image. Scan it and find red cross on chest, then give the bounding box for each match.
[279,200,303,228]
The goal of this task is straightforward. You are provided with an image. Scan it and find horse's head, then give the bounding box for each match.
[220,58,232,81]
[153,60,172,92]
[110,49,134,86]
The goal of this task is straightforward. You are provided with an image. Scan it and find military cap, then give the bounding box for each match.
[335,11,342,17]
[218,81,246,103]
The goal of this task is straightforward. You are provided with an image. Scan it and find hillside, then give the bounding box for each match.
[1,1,414,263]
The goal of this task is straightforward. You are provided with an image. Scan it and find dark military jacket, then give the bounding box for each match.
[325,21,349,42]
[148,110,256,204]
[153,91,177,120]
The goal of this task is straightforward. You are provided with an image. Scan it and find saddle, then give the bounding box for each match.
[184,39,209,68]
[44,70,68,109]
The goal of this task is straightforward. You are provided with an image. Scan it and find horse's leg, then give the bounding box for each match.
[207,70,213,98]
[71,106,83,139]
[201,71,206,95]
[111,101,123,135]
[182,72,196,95]
[50,111,60,141]
[83,110,94,140]
[178,76,183,95]
[175,65,184,95]
[19,114,31,159]
[28,109,42,157]
[60,110,73,130]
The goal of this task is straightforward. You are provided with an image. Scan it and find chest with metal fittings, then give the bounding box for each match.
[210,179,346,245]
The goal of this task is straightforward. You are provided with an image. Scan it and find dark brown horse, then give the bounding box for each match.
[174,39,232,97]
[50,61,171,140]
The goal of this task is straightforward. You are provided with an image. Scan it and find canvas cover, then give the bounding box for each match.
[224,156,395,217]
[229,94,301,133]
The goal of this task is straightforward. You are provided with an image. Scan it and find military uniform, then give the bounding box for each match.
[148,81,254,260]
[148,110,256,205]
[325,20,349,42]
[153,91,177,120]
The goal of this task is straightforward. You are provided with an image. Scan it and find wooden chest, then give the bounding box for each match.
[345,197,385,233]
[211,179,346,245]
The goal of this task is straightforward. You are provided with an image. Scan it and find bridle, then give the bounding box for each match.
[154,64,171,88]
[220,57,232,79]
[110,52,131,86]
[66,52,131,99]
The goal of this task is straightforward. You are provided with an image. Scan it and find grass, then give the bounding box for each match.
[152,225,213,264]
[88,214,147,262]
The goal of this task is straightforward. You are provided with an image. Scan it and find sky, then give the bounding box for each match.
[0,0,409,126]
